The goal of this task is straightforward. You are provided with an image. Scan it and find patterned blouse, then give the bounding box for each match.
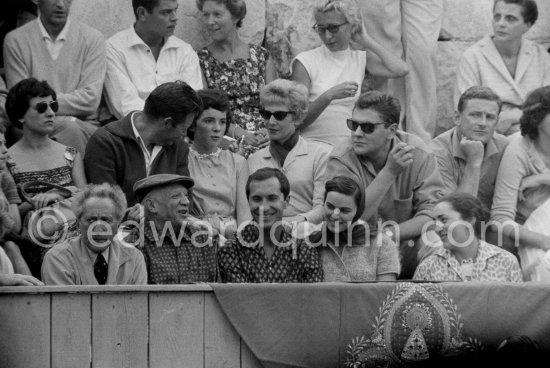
[7,146,77,195]
[218,223,322,283]
[125,221,219,284]
[413,240,523,282]
[198,44,268,133]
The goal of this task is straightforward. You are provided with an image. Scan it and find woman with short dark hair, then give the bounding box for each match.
[491,86,550,281]
[415,193,522,282]
[187,89,251,236]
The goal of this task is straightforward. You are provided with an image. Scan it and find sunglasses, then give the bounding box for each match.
[259,109,291,121]
[34,101,59,114]
[312,22,348,35]
[346,119,386,134]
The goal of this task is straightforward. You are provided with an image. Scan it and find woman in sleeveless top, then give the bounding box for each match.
[196,0,277,157]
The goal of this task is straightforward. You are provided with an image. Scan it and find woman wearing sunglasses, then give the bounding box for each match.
[6,78,86,210]
[248,79,331,226]
[308,176,399,281]
[413,193,522,282]
[291,0,407,147]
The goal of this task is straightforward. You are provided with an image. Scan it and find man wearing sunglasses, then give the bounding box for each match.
[327,91,445,279]
[3,0,105,154]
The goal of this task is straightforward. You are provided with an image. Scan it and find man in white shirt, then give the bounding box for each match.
[104,0,203,119]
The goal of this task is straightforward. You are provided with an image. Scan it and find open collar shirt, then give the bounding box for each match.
[37,18,70,60]
[218,223,322,283]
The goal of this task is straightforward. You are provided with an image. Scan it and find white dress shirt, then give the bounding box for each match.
[37,18,70,61]
[104,26,203,119]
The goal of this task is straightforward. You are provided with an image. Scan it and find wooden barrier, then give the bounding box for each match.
[0,285,262,368]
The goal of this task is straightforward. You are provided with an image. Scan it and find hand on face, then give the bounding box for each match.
[460,137,485,165]
[385,143,414,176]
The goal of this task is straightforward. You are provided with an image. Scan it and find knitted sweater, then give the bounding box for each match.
[3,19,106,120]
[84,113,190,206]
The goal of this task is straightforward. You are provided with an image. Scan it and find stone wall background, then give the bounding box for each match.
[71,0,550,135]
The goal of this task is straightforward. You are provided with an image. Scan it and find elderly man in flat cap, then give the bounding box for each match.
[125,174,219,284]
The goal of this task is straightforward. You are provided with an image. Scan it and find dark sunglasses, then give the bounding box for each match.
[346,119,386,134]
[259,109,291,121]
[34,100,59,114]
[312,22,348,34]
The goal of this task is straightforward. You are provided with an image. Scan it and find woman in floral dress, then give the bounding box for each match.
[196,0,277,156]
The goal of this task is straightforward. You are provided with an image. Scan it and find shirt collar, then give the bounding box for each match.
[434,240,500,265]
[129,25,179,50]
[83,239,110,264]
[37,18,70,42]
[189,146,222,159]
[262,136,308,159]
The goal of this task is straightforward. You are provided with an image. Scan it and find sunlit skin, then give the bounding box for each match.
[38,0,72,32]
[432,201,477,250]
[323,191,357,233]
[351,108,394,159]
[247,177,288,230]
[147,184,191,233]
[263,102,296,143]
[0,133,8,170]
[314,10,352,52]
[139,0,179,39]
[21,96,57,136]
[456,99,500,145]
[193,108,227,154]
[79,197,121,253]
[492,1,532,44]
[201,0,239,42]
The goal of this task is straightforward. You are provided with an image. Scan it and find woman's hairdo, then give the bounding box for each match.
[520,86,550,141]
[313,0,362,34]
[260,79,309,123]
[5,78,57,129]
[196,0,247,28]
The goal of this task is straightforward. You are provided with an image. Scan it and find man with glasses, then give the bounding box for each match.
[84,81,202,211]
[327,91,445,278]
[104,0,202,120]
[3,0,105,154]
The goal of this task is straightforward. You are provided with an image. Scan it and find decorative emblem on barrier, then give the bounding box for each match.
[343,283,483,367]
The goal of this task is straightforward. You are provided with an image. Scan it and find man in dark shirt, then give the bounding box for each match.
[84,81,202,208]
[126,174,219,284]
[218,168,322,283]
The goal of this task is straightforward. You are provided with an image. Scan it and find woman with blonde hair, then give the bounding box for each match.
[248,79,331,225]
[292,0,408,147]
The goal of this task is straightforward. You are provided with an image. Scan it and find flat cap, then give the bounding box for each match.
[133,174,194,202]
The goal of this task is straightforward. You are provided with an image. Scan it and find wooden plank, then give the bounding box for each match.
[0,284,213,294]
[204,293,241,368]
[149,292,205,368]
[52,294,91,368]
[0,294,50,368]
[240,338,263,368]
[92,293,148,368]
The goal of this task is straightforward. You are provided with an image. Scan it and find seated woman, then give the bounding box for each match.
[5,78,86,275]
[187,89,251,236]
[196,0,276,157]
[248,79,331,225]
[414,193,522,282]
[454,0,550,135]
[308,176,399,281]
[491,86,550,281]
[291,0,407,147]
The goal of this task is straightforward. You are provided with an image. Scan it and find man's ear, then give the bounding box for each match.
[136,6,149,21]
[454,110,461,127]
[387,123,398,140]
[283,196,290,210]
[144,197,157,214]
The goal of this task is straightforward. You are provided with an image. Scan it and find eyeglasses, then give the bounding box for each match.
[34,101,59,114]
[312,22,348,35]
[346,119,386,134]
[259,109,291,121]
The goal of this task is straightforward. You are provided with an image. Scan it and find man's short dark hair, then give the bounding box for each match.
[354,91,400,128]
[246,168,290,199]
[457,86,502,114]
[187,89,231,140]
[494,0,538,25]
[143,81,203,126]
[132,0,160,18]
[5,78,57,129]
